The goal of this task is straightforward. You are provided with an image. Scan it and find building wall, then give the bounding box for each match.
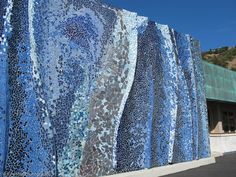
[204,57,236,153]
[0,1,210,177]
[204,61,236,103]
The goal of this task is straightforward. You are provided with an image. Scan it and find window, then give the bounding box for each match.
[222,111,236,133]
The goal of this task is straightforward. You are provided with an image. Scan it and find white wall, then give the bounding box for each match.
[210,134,236,153]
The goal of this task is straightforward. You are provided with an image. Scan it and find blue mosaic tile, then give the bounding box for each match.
[0,1,210,177]
[0,0,12,176]
[172,31,194,163]
[190,38,211,159]
[116,21,155,172]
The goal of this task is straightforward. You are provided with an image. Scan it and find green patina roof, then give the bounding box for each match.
[203,61,236,103]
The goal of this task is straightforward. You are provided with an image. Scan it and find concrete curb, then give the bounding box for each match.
[212,151,223,157]
[104,157,216,177]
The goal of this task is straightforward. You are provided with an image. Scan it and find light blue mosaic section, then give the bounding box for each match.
[0,0,12,176]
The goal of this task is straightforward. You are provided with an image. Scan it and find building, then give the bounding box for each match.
[204,61,236,153]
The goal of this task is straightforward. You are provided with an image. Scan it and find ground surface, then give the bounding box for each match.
[164,152,236,177]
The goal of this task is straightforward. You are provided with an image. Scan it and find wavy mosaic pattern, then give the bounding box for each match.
[0,0,210,177]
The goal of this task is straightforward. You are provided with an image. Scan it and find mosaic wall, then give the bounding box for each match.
[0,0,210,176]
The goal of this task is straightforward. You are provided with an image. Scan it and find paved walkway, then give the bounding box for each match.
[164,152,236,177]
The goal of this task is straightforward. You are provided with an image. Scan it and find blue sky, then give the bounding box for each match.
[103,0,236,51]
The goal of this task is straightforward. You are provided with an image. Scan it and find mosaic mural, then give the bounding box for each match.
[0,0,210,176]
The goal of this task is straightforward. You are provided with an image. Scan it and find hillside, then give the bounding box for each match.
[202,46,236,71]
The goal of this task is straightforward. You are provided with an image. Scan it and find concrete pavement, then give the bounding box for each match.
[164,152,236,177]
